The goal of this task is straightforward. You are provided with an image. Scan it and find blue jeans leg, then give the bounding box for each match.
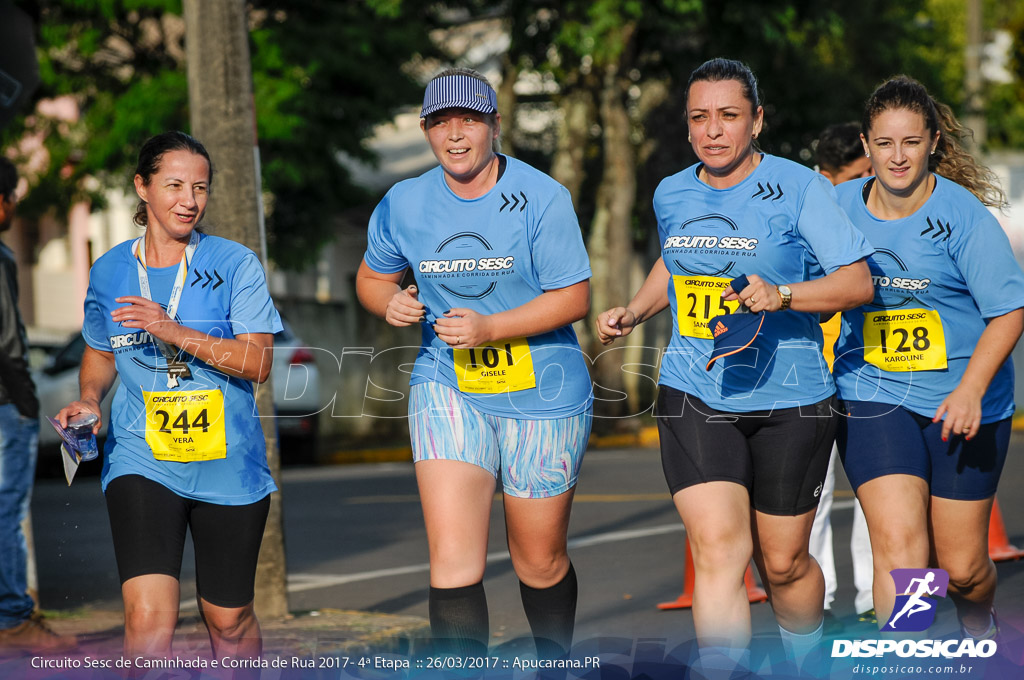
[0,403,38,629]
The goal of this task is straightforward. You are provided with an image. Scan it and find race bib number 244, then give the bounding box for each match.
[143,388,227,462]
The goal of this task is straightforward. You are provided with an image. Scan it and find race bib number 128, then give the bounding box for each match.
[862,308,947,372]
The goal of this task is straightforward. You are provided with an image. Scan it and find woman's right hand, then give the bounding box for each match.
[57,399,102,433]
[385,285,426,327]
[596,307,638,345]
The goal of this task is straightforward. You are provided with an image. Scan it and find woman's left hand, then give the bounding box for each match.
[933,384,983,441]
[722,274,782,313]
[433,308,494,349]
[111,296,180,342]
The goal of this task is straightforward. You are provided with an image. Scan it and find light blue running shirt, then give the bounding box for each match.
[364,155,593,419]
[834,175,1024,421]
[83,233,282,504]
[655,154,874,411]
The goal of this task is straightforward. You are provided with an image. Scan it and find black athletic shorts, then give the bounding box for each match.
[105,474,271,608]
[655,386,837,516]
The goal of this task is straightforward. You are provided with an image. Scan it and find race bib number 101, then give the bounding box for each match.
[454,337,536,394]
[673,275,741,339]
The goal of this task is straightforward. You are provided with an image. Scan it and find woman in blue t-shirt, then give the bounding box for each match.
[597,58,874,673]
[833,76,1024,640]
[356,68,593,659]
[57,131,281,664]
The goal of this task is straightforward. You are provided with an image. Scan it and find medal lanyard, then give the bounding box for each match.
[134,230,199,387]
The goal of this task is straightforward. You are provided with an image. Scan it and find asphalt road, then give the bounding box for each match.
[29,437,1024,661]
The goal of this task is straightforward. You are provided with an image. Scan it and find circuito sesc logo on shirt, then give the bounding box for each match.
[418,231,516,300]
[662,213,758,278]
[867,248,931,309]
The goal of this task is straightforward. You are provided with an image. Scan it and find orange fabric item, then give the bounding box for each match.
[821,314,841,370]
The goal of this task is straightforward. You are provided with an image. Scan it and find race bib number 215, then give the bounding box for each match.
[672,275,741,339]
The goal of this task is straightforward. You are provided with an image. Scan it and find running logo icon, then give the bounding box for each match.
[883,568,949,632]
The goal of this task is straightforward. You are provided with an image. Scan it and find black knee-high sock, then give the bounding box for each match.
[520,563,578,659]
[429,582,489,656]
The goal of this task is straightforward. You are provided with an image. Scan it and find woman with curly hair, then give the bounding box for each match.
[833,75,1024,639]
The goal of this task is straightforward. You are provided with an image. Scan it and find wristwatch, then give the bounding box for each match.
[777,285,792,310]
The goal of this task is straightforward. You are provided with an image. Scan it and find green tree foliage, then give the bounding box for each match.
[4,1,187,218]
[3,0,438,268]
[248,2,437,268]
[471,0,960,237]
[985,0,1024,150]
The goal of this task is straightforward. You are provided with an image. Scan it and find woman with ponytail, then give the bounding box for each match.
[833,76,1024,640]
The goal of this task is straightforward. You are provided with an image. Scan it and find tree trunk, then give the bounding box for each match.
[586,63,637,419]
[183,0,288,620]
[497,56,518,155]
[550,88,594,209]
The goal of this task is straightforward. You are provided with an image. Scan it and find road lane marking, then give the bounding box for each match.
[179,499,855,607]
[346,492,672,504]
[278,524,687,596]
[289,501,855,593]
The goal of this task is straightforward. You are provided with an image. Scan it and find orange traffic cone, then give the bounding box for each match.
[658,535,768,610]
[743,565,768,604]
[989,499,1024,561]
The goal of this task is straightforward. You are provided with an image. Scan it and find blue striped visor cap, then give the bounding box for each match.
[421,74,498,118]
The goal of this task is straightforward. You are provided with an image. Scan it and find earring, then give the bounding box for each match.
[687,134,692,142]
[865,152,870,158]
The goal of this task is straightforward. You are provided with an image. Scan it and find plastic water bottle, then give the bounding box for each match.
[67,413,99,462]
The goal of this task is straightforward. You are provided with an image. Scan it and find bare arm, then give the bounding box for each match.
[934,308,1024,440]
[108,295,274,383]
[56,346,118,431]
[595,257,672,345]
[723,260,874,314]
[160,328,273,383]
[355,260,424,326]
[433,280,590,348]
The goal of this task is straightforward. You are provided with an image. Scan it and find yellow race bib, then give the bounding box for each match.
[672,275,741,339]
[453,337,536,394]
[862,308,947,372]
[143,388,227,462]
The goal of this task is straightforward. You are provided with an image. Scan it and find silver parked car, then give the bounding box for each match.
[32,319,321,463]
[267,319,322,454]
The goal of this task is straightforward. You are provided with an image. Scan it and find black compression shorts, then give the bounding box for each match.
[105,474,271,608]
[655,386,836,516]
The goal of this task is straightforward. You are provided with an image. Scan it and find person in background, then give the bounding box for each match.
[809,122,876,631]
[0,156,77,654]
[833,75,1024,639]
[596,58,874,676]
[57,132,282,668]
[816,123,873,185]
[356,68,593,659]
